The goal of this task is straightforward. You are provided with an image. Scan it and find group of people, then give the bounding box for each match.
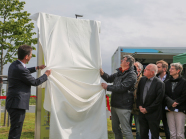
[5,44,186,139]
[101,55,186,139]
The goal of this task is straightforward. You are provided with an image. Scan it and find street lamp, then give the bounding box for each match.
[75,14,83,18]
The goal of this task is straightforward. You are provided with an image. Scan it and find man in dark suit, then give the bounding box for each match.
[6,44,51,139]
[137,64,164,139]
[156,60,170,139]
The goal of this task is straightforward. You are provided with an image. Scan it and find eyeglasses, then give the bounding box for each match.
[121,58,127,61]
[169,68,176,70]
[145,68,151,71]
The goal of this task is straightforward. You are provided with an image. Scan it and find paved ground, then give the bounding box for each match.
[1,105,36,113]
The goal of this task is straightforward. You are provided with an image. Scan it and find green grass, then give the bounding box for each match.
[107,119,115,138]
[0,113,35,139]
[0,100,5,106]
[1,113,167,139]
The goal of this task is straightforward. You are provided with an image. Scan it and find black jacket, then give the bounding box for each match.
[165,76,186,113]
[137,76,165,120]
[6,60,48,110]
[101,66,137,109]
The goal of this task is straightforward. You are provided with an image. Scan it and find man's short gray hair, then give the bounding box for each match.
[135,61,143,73]
[123,55,135,67]
[170,62,183,75]
[149,64,158,75]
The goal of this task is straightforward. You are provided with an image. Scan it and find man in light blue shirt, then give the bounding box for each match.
[156,60,170,139]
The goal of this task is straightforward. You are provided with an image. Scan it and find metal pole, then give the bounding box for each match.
[75,14,83,19]
[34,36,44,139]
[6,82,9,126]
[3,81,8,126]
[3,102,6,126]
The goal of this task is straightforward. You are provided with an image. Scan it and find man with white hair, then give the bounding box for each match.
[137,64,165,139]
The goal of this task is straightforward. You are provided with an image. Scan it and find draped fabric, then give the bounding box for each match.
[30,13,107,139]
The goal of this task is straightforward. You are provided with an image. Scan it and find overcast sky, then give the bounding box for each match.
[3,0,186,95]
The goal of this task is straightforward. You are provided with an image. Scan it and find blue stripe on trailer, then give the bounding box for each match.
[121,49,159,53]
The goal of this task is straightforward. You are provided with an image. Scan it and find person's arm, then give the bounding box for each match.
[27,67,36,73]
[165,95,175,110]
[100,69,117,83]
[20,69,51,86]
[107,72,137,93]
[27,65,46,73]
[145,81,165,113]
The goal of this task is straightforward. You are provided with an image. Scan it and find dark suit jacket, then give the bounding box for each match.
[6,60,48,110]
[137,76,165,120]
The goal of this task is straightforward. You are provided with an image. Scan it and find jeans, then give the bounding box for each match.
[134,114,141,139]
[130,114,141,139]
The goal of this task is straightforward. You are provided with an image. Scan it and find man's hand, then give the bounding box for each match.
[139,106,142,110]
[139,106,147,114]
[39,65,46,70]
[45,70,51,77]
[100,69,104,76]
[101,83,108,89]
[141,108,147,114]
[172,102,179,107]
[36,65,46,70]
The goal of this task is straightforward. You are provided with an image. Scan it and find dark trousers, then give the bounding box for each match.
[7,108,26,139]
[162,110,170,139]
[139,115,160,139]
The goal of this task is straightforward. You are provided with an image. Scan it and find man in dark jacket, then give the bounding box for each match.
[100,55,137,139]
[156,60,170,139]
[6,45,51,139]
[137,64,164,139]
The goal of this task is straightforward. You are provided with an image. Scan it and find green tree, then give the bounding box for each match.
[0,0,37,124]
[0,0,37,75]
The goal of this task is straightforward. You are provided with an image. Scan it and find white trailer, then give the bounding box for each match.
[111,46,186,74]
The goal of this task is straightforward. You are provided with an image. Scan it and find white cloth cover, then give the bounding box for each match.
[30,13,107,139]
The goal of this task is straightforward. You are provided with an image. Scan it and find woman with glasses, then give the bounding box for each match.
[165,62,186,139]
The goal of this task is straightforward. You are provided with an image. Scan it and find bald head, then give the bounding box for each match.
[144,64,158,79]
[149,64,158,75]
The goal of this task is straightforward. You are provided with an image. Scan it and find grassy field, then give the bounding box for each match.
[0,113,115,139]
[0,113,167,139]
[0,113,35,139]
